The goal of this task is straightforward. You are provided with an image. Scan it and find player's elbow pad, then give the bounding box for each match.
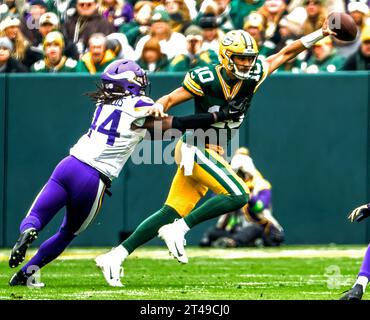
[171,113,215,132]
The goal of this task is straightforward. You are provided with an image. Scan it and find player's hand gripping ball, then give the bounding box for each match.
[327,12,357,41]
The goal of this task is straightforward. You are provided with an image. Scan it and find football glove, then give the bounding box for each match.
[348,204,370,223]
[217,97,251,122]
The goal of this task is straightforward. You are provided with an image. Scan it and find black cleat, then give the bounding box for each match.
[9,228,38,268]
[340,284,364,300]
[9,270,45,288]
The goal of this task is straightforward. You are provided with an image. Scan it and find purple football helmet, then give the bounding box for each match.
[101,59,149,97]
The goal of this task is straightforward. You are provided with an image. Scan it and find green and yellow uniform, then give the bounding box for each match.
[121,29,269,255]
[164,58,269,217]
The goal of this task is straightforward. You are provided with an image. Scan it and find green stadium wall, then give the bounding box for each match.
[0,72,369,248]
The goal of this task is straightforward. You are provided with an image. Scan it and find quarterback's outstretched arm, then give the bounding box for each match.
[266,18,337,75]
[144,87,194,117]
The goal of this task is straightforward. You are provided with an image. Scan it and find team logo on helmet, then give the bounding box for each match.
[221,35,233,46]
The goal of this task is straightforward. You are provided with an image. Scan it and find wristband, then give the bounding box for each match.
[300,29,325,48]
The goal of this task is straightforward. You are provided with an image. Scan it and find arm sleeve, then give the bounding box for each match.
[172,113,216,132]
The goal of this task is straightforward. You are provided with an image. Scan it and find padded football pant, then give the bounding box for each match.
[165,140,249,218]
[359,244,370,279]
[19,155,107,273]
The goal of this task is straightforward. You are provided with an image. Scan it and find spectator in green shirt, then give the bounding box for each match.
[31,31,78,72]
[243,12,275,60]
[76,33,116,74]
[230,0,265,29]
[168,24,218,72]
[136,37,169,72]
[302,37,345,73]
[119,0,154,48]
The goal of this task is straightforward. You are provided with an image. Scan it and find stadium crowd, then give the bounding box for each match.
[0,0,369,73]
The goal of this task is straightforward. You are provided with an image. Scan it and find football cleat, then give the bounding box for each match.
[95,252,124,287]
[9,270,45,288]
[9,228,38,268]
[339,284,364,300]
[158,223,188,264]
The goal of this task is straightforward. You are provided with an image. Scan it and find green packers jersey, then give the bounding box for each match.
[182,59,268,147]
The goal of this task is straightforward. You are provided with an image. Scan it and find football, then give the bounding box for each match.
[328,12,358,41]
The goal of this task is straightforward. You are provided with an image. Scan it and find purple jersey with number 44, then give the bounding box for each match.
[70,95,153,180]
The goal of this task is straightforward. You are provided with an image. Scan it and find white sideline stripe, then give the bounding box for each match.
[26,184,48,217]
[74,180,105,235]
[196,149,242,195]
[0,248,367,261]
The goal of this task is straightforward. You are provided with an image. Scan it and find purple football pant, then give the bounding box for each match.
[249,189,272,209]
[19,155,106,274]
[359,244,370,280]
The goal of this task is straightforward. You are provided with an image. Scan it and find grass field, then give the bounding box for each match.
[0,245,368,300]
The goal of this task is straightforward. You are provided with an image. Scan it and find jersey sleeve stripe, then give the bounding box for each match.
[135,101,154,108]
[183,74,204,96]
[184,73,203,91]
[183,81,204,96]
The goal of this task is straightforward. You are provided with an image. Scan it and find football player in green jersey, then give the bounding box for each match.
[95,18,336,286]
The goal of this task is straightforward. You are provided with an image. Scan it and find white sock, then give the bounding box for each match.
[177,218,190,234]
[111,245,129,262]
[354,276,368,292]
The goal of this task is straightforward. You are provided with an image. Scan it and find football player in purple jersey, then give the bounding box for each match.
[340,204,370,300]
[8,59,242,287]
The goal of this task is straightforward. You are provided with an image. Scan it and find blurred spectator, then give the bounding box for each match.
[302,0,326,35]
[44,0,76,24]
[134,8,187,60]
[287,0,345,14]
[274,17,305,72]
[199,147,284,248]
[302,37,345,72]
[229,0,265,30]
[0,36,28,72]
[183,0,198,19]
[76,33,115,73]
[0,16,42,68]
[0,0,25,20]
[35,12,80,59]
[106,32,135,60]
[342,26,370,70]
[20,0,48,46]
[164,0,191,33]
[168,24,218,71]
[119,0,154,47]
[243,12,275,59]
[198,12,224,53]
[258,0,287,44]
[98,0,133,30]
[348,0,369,32]
[196,0,235,32]
[31,31,77,71]
[136,37,169,71]
[63,0,115,55]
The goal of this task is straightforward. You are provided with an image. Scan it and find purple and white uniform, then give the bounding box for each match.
[18,95,153,272]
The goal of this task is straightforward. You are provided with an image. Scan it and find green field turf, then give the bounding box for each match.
[0,245,368,300]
